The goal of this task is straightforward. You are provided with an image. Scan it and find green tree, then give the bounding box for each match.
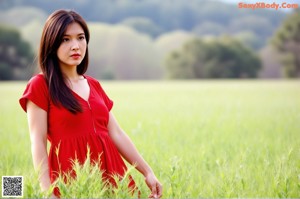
[234,31,263,50]
[0,25,34,80]
[271,9,300,77]
[165,37,261,79]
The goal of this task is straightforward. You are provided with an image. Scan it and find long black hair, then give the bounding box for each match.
[39,9,90,113]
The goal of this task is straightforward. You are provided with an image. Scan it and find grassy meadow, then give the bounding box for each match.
[0,80,299,198]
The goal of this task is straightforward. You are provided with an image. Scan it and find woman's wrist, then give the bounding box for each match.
[143,168,155,178]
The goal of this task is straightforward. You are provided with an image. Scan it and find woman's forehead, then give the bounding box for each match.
[64,22,84,36]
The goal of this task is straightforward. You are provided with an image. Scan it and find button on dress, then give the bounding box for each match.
[19,74,135,194]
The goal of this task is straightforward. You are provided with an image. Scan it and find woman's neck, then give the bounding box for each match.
[60,66,83,82]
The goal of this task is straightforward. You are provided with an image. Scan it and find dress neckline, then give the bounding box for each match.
[69,75,91,103]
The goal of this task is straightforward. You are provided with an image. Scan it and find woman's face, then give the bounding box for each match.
[57,22,87,70]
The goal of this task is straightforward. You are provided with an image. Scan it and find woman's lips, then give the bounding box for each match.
[71,54,81,59]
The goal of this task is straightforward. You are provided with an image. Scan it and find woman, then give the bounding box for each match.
[19,9,162,198]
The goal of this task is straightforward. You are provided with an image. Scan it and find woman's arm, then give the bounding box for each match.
[107,112,162,198]
[26,100,52,192]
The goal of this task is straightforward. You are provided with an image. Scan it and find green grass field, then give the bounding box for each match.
[0,80,299,198]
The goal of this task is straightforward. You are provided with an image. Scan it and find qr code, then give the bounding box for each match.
[2,176,23,197]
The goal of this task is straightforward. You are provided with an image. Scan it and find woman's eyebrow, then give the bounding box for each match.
[63,33,85,36]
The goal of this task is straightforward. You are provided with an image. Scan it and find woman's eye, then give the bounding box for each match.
[79,36,85,40]
[62,38,69,42]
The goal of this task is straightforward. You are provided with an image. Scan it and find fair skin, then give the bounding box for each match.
[26,22,162,198]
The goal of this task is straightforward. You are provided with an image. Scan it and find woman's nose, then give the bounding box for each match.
[71,40,79,50]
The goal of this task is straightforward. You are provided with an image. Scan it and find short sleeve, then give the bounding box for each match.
[19,74,49,112]
[97,82,114,111]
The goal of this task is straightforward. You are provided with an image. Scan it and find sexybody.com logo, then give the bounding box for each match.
[238,2,299,10]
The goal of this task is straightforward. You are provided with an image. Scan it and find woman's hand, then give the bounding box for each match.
[49,193,58,199]
[145,172,162,198]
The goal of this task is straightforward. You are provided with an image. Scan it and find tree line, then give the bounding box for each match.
[0,1,299,80]
[0,0,286,49]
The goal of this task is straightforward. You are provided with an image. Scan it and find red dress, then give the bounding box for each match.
[19,74,134,194]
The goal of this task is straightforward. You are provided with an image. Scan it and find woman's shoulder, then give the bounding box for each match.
[84,75,100,86]
[84,75,97,81]
[25,73,48,92]
[28,73,47,85]
[84,75,108,94]
[19,73,49,112]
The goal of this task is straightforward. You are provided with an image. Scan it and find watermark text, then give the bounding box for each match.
[238,2,299,10]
